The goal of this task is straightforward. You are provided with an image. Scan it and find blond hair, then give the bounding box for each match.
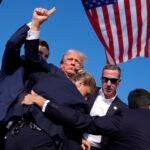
[72,68,96,94]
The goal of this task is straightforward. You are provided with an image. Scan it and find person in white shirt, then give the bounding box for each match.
[82,64,128,150]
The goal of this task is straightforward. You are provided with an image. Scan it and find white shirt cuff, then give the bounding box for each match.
[26,30,40,40]
[42,100,50,112]
[26,22,40,40]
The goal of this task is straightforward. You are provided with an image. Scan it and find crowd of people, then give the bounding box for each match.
[0,6,150,150]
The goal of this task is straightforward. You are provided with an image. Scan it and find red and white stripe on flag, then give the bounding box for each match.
[81,0,150,64]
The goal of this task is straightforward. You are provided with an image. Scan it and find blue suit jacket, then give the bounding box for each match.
[24,35,88,146]
[0,24,29,121]
[0,24,62,122]
[1,24,88,149]
[44,102,150,150]
[24,38,89,149]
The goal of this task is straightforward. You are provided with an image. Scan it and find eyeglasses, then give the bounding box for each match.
[102,77,119,84]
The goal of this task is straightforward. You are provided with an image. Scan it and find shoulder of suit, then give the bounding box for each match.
[114,96,128,108]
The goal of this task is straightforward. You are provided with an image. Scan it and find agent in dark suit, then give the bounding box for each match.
[0,7,60,149]
[23,88,150,150]
[0,10,56,122]
[0,23,30,149]
[82,65,128,150]
[3,7,91,150]
[5,70,92,150]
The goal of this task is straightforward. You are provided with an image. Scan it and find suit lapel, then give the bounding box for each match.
[106,96,121,116]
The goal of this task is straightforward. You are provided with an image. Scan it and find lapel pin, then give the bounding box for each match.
[113,106,118,110]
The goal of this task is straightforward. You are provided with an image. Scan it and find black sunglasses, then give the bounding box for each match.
[102,77,119,84]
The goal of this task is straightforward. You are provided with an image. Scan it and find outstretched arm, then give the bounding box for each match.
[22,91,120,136]
[31,7,56,31]
[25,7,57,73]
[1,7,56,74]
[1,25,29,74]
[25,7,56,60]
[22,90,46,109]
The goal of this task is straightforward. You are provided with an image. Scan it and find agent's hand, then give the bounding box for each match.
[31,7,56,31]
[22,90,46,108]
[81,139,91,150]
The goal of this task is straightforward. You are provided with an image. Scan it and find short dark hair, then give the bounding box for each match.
[102,64,121,78]
[128,88,150,109]
[39,39,49,51]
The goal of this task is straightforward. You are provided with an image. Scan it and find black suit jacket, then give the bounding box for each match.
[44,102,150,150]
[86,87,128,148]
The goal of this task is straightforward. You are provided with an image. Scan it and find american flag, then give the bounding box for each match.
[81,0,150,64]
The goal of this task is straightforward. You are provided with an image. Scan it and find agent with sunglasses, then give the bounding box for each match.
[82,64,128,150]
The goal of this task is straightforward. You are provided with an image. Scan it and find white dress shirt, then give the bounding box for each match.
[83,89,116,148]
[26,22,40,40]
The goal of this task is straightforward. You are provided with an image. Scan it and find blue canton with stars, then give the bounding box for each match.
[81,0,118,10]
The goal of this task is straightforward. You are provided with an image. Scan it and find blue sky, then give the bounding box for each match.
[0,0,150,104]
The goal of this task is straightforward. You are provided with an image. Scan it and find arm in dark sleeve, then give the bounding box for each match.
[24,39,61,74]
[24,39,48,73]
[44,101,121,136]
[1,24,30,74]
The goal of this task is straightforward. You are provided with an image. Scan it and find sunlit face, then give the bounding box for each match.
[101,69,121,99]
[75,80,92,100]
[38,45,49,61]
[60,52,83,77]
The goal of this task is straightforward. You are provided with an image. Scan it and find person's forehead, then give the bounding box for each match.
[65,52,81,58]
[103,69,120,77]
[103,69,119,74]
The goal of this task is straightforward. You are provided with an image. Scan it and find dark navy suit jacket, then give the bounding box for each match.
[87,87,128,114]
[0,24,88,149]
[23,30,89,149]
[44,102,150,150]
[24,38,88,150]
[0,24,30,149]
[0,24,30,121]
[86,87,128,148]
